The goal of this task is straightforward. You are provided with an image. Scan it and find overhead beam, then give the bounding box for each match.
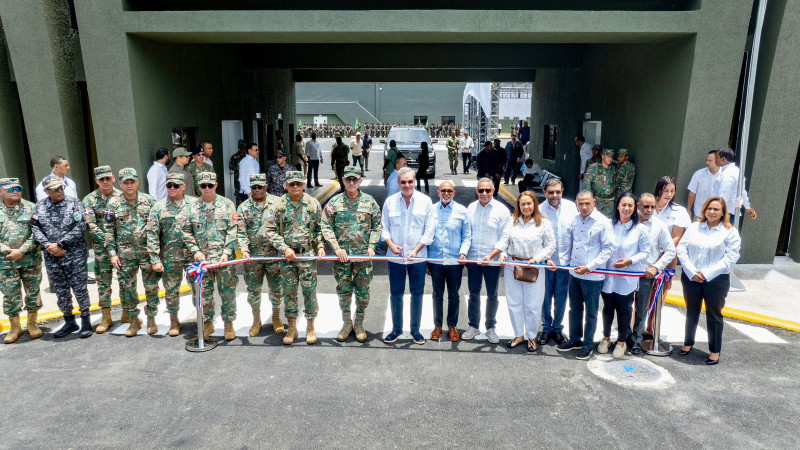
[292,69,536,83]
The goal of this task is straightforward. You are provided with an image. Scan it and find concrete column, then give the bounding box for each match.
[0,0,88,195]
[0,20,29,188]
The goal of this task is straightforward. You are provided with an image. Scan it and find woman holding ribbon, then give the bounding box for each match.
[598,192,650,359]
[488,191,555,352]
[676,196,740,365]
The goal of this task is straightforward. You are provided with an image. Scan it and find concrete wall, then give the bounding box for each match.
[0,21,29,191]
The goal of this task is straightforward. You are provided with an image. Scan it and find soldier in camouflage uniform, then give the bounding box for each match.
[585,148,619,217]
[31,175,93,339]
[616,148,636,196]
[320,166,382,342]
[237,173,283,337]
[147,172,197,337]
[182,172,239,341]
[264,171,326,345]
[105,168,160,337]
[266,151,290,197]
[82,165,122,334]
[330,136,349,191]
[0,178,43,343]
[187,148,214,195]
[446,130,460,175]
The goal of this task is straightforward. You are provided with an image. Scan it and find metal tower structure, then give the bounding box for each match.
[490,82,532,138]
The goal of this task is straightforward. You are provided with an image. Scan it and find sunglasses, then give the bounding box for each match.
[344,178,360,183]
[439,189,454,193]
[251,185,265,190]
[6,187,22,193]
[641,205,656,210]
[46,187,64,192]
[399,180,414,185]
[287,182,304,187]
[166,183,182,189]
[477,188,492,194]
[199,184,215,190]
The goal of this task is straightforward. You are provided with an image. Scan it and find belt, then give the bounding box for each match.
[290,246,308,254]
[511,256,531,262]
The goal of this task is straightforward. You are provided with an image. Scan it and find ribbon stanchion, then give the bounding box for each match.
[643,269,675,357]
[185,261,217,352]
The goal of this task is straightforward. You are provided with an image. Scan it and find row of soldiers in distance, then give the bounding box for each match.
[299,122,462,139]
[1,162,380,346]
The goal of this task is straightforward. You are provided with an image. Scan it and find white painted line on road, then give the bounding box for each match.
[726,321,787,344]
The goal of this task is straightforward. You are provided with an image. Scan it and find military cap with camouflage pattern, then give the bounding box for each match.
[94,165,113,179]
[118,168,138,181]
[166,172,185,184]
[602,148,615,157]
[285,171,304,184]
[617,148,630,157]
[343,166,362,179]
[249,173,266,186]
[0,177,22,189]
[196,172,217,183]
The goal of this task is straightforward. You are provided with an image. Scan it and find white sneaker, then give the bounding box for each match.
[597,339,611,354]
[612,342,627,359]
[485,328,499,344]
[462,327,480,340]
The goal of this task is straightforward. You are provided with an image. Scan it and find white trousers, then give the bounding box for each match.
[503,265,546,339]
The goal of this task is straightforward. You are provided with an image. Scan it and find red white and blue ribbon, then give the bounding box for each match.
[186,261,208,312]
[647,269,676,317]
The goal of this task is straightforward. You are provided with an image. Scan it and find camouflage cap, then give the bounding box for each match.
[166,172,185,185]
[196,172,217,184]
[602,148,614,157]
[118,168,138,181]
[249,173,267,186]
[94,165,113,179]
[285,171,304,184]
[42,175,63,190]
[275,150,287,158]
[172,147,192,158]
[0,177,22,189]
[343,166,362,179]
[617,148,630,157]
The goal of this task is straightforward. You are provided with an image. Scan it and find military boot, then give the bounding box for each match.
[249,309,262,337]
[53,315,79,338]
[272,308,284,334]
[4,316,22,344]
[224,321,235,341]
[79,315,93,339]
[146,316,158,335]
[203,321,214,340]
[282,317,297,345]
[306,319,318,345]
[95,308,113,334]
[354,313,367,343]
[336,313,353,342]
[125,317,141,337]
[120,309,131,324]
[168,314,181,337]
[26,312,43,339]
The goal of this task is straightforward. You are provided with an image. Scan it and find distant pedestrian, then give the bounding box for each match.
[238,143,261,202]
[576,135,592,190]
[350,132,364,174]
[35,156,78,201]
[362,130,373,171]
[518,121,531,146]
[305,132,322,188]
[291,133,306,172]
[386,156,407,198]
[503,136,524,185]
[383,140,401,184]
[416,141,430,194]
[459,132,474,174]
[714,147,757,222]
[686,150,722,220]
[146,148,170,201]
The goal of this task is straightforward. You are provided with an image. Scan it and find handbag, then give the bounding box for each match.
[510,239,539,282]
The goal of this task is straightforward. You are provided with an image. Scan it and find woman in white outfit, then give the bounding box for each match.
[654,176,692,247]
[488,191,555,352]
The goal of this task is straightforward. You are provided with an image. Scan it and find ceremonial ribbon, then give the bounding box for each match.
[186,261,208,313]
[647,269,676,317]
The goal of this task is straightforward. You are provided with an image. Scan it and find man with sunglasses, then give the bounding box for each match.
[147,172,197,337]
[187,146,214,195]
[237,173,284,337]
[168,147,196,197]
[104,168,160,337]
[1,178,43,343]
[237,143,261,203]
[31,175,93,339]
[82,165,122,333]
[266,150,290,197]
[182,172,239,341]
[321,166,382,342]
[264,171,326,345]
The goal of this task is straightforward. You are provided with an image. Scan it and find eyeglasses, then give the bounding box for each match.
[199,184,215,190]
[399,180,414,185]
[439,189,454,193]
[287,182,304,187]
[6,187,22,193]
[477,188,492,194]
[166,183,181,189]
[641,205,656,210]
[46,187,64,192]
[344,178,360,183]
[251,185,265,190]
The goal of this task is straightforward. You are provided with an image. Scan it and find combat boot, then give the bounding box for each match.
[203,321,214,340]
[79,315,93,339]
[121,308,130,323]
[272,308,284,334]
[336,315,353,342]
[306,319,318,345]
[282,317,297,345]
[168,314,181,337]
[53,314,79,338]
[95,308,113,334]
[224,321,235,341]
[125,317,141,337]
[27,312,43,339]
[249,309,262,337]
[354,313,367,343]
[4,316,22,344]
[146,316,158,335]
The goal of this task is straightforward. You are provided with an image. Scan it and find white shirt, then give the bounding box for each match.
[602,220,650,295]
[654,203,691,235]
[540,198,577,265]
[717,163,752,214]
[566,208,615,281]
[578,143,593,176]
[36,172,78,201]
[687,167,722,218]
[305,140,322,160]
[146,161,168,201]
[639,217,677,272]
[677,221,741,282]
[495,217,556,263]
[238,155,260,194]
[466,198,511,261]
[381,190,437,265]
[349,140,363,156]
[459,136,474,154]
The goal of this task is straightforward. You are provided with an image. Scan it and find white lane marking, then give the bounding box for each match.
[726,321,787,344]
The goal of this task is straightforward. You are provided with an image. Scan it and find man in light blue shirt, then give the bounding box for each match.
[385,155,407,198]
[146,148,170,201]
[427,181,471,342]
[237,143,261,202]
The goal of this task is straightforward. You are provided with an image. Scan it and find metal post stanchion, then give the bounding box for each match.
[186,277,217,352]
[643,284,672,357]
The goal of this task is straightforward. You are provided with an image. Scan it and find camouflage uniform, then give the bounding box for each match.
[147,174,197,315]
[320,168,382,324]
[585,149,618,218]
[330,142,349,188]
[616,148,636,196]
[187,160,214,195]
[264,175,322,320]
[446,134,460,174]
[0,186,42,318]
[82,166,121,309]
[105,169,160,319]
[181,172,238,323]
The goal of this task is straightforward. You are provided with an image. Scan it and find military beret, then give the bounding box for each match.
[196,172,217,183]
[118,168,138,181]
[0,178,22,189]
[94,165,113,179]
[343,166,362,179]
[285,171,304,184]
[249,173,267,186]
[617,148,630,157]
[166,173,185,184]
[42,175,63,190]
[602,148,614,157]
[172,147,192,158]
[191,146,203,156]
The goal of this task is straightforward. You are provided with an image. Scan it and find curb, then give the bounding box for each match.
[497,184,517,206]
[665,293,800,333]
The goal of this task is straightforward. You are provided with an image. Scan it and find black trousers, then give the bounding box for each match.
[682,272,729,353]
[461,153,471,173]
[601,291,634,343]
[307,160,320,185]
[417,170,429,193]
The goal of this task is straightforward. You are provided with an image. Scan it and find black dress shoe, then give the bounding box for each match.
[536,331,548,345]
[706,357,720,365]
[679,346,693,356]
[552,332,567,345]
[631,343,642,355]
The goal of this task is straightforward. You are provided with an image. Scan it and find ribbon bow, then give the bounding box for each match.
[186,261,209,312]
[648,269,676,317]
